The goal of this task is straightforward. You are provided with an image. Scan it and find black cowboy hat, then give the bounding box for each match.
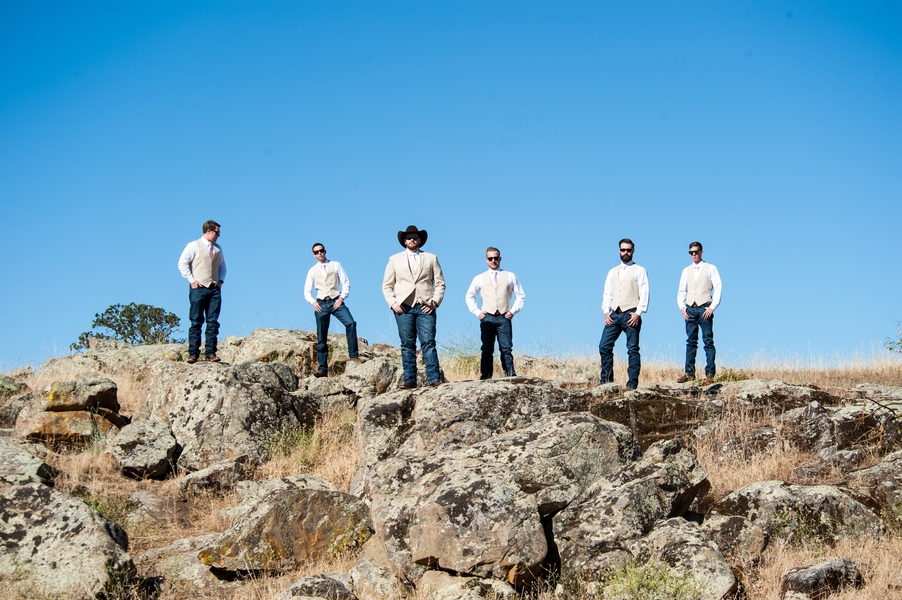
[397,225,427,247]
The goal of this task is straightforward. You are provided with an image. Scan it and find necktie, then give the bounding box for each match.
[209,243,215,259]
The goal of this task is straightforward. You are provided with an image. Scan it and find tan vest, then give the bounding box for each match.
[685,263,713,307]
[191,238,222,287]
[313,263,341,300]
[480,271,511,314]
[613,264,640,311]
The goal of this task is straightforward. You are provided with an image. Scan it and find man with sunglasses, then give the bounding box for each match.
[676,241,722,385]
[600,238,649,390]
[177,220,226,364]
[465,247,526,379]
[304,242,361,377]
[382,225,446,388]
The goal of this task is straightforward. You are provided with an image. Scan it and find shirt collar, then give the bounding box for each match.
[406,249,420,257]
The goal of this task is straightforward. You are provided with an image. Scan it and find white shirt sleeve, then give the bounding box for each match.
[508,272,526,315]
[303,265,317,305]
[465,275,482,317]
[333,261,351,300]
[601,267,615,314]
[635,266,649,314]
[676,266,690,309]
[178,242,198,283]
[708,265,722,311]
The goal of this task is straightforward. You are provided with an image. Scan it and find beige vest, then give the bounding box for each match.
[191,238,222,287]
[480,271,511,314]
[685,263,713,307]
[613,264,640,311]
[313,263,341,300]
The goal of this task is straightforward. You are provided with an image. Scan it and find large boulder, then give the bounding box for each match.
[278,572,357,600]
[0,437,58,486]
[625,517,737,600]
[416,571,518,600]
[698,514,769,565]
[106,418,177,478]
[0,376,30,428]
[843,450,902,523]
[781,399,902,459]
[199,485,373,572]
[553,439,710,584]
[137,534,238,591]
[139,360,308,471]
[15,408,121,447]
[33,338,186,383]
[711,480,885,542]
[366,412,638,586]
[29,377,120,413]
[780,558,863,599]
[0,483,134,600]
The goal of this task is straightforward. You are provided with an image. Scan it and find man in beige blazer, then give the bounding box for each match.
[382,225,445,388]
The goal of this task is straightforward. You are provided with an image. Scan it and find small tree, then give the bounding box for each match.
[887,320,902,354]
[71,303,184,351]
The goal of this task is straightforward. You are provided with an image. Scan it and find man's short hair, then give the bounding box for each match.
[486,246,500,256]
[689,241,703,251]
[311,242,325,252]
[202,220,221,234]
[618,238,634,249]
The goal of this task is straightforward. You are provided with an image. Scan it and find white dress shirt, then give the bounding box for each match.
[465,269,527,316]
[677,261,722,310]
[303,260,351,305]
[601,261,649,315]
[177,239,227,284]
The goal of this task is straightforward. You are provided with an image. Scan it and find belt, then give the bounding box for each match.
[614,307,636,314]
[690,302,711,308]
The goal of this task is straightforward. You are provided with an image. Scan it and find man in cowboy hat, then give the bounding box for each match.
[382,225,446,388]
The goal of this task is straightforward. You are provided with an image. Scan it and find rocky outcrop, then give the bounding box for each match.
[0,437,57,486]
[179,454,254,495]
[106,418,178,478]
[278,572,357,600]
[366,412,638,586]
[14,377,127,447]
[553,439,710,584]
[0,376,30,428]
[136,534,236,591]
[0,483,134,600]
[199,484,373,572]
[34,338,187,383]
[699,514,769,565]
[139,361,308,471]
[416,571,518,600]
[712,480,885,542]
[843,450,902,522]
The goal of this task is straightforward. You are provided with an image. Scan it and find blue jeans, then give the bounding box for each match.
[394,304,440,385]
[314,298,359,371]
[599,310,641,388]
[480,314,515,379]
[188,285,221,357]
[684,305,715,378]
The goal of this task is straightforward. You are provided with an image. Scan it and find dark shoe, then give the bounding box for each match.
[676,375,691,383]
[399,381,417,389]
[429,381,442,388]
[347,357,364,363]
[624,385,637,391]
[313,370,328,378]
[207,355,221,363]
[186,355,198,364]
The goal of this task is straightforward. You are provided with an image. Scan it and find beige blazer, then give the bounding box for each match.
[382,251,445,308]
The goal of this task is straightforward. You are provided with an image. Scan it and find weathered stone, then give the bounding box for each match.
[199,486,373,572]
[180,454,254,495]
[137,534,237,590]
[0,376,30,428]
[34,377,120,413]
[35,338,187,383]
[416,571,518,600]
[781,558,863,599]
[699,514,768,564]
[349,557,408,600]
[219,474,339,523]
[0,483,134,600]
[15,408,120,446]
[626,517,737,599]
[712,480,885,542]
[4,365,33,381]
[107,418,177,478]
[366,413,638,586]
[716,380,841,409]
[278,572,356,600]
[139,360,304,471]
[0,437,58,486]
[553,439,709,583]
[844,450,902,524]
[781,399,902,457]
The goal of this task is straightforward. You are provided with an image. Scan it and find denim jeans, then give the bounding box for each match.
[188,285,221,357]
[314,298,359,371]
[684,305,715,378]
[394,304,440,385]
[479,314,515,379]
[599,310,641,388]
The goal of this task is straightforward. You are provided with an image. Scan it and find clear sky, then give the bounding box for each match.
[1,1,900,370]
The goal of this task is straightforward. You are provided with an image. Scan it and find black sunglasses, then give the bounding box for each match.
[486,256,501,261]
[689,250,701,255]
[314,249,326,254]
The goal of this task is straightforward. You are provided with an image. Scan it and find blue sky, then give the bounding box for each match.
[1,1,900,370]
